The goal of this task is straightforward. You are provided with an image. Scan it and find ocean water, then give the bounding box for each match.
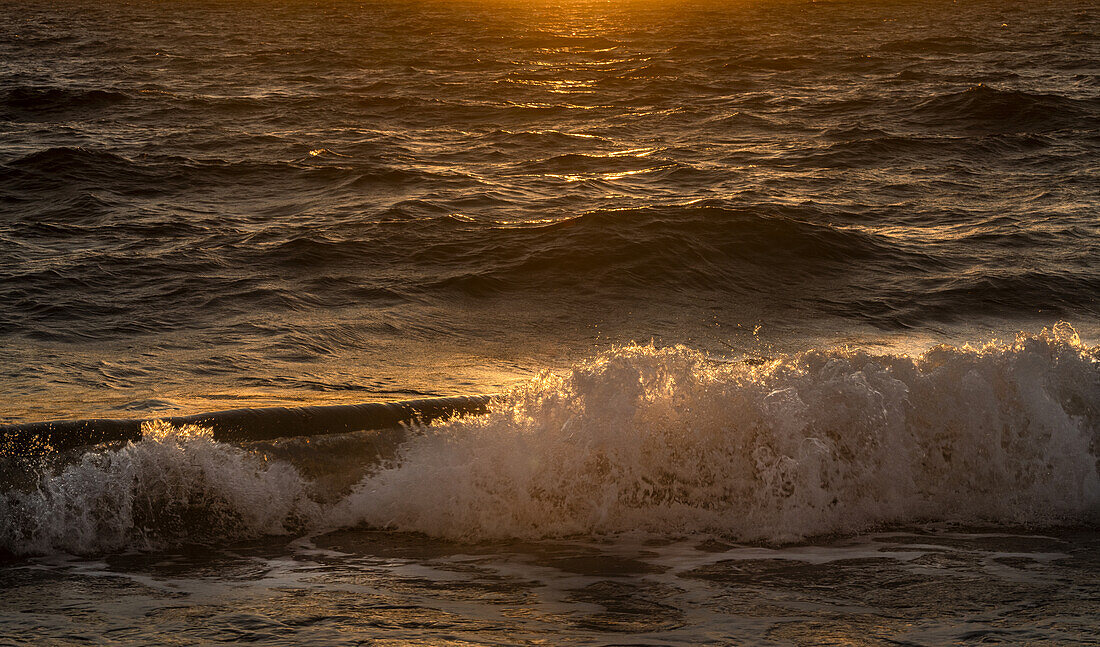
[1,0,1099,643]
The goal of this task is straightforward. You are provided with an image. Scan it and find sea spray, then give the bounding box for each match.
[0,422,315,556]
[329,324,1100,541]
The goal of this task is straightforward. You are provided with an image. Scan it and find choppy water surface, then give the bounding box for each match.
[3,529,1099,645]
[2,0,1098,419]
[1,0,1098,643]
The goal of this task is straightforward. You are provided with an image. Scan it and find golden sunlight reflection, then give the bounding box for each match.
[3,0,1098,643]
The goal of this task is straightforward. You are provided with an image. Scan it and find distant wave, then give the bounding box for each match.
[3,326,1097,555]
[878,36,987,54]
[908,85,1099,132]
[5,146,138,176]
[0,145,446,202]
[418,205,895,294]
[1,85,130,118]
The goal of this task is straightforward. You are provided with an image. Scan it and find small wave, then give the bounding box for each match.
[725,54,816,72]
[596,62,683,83]
[511,34,620,50]
[702,111,780,130]
[3,192,117,223]
[795,135,959,168]
[6,146,135,174]
[0,146,177,195]
[798,130,1059,169]
[513,152,660,175]
[483,129,610,149]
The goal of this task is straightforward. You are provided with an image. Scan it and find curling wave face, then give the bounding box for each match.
[3,326,1097,556]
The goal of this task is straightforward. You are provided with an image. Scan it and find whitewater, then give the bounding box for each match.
[5,325,1096,556]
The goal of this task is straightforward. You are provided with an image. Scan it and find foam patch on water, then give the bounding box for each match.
[329,323,1099,541]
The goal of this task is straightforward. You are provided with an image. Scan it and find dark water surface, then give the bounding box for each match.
[2,0,1097,420]
[1,0,1098,643]
[3,529,1099,645]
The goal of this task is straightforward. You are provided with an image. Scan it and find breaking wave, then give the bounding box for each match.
[331,324,1100,541]
[0,423,316,556]
[2,325,1097,556]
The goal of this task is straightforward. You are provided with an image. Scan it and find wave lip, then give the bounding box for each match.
[0,395,492,454]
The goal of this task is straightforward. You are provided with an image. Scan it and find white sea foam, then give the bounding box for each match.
[0,423,316,555]
[329,323,1099,541]
[3,325,1098,555]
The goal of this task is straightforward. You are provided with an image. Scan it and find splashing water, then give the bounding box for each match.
[3,325,1097,557]
[331,324,1099,541]
[1,422,316,556]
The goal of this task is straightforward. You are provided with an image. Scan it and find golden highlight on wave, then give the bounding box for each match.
[329,323,1099,541]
